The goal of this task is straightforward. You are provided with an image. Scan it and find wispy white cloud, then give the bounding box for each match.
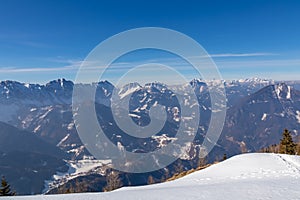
[0,59,82,73]
[1,51,276,72]
[216,58,300,68]
[0,65,77,73]
[207,52,277,58]
[1,52,298,83]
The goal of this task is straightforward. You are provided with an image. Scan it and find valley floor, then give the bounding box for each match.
[7,153,300,200]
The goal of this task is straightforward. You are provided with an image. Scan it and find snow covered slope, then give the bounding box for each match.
[9,153,300,200]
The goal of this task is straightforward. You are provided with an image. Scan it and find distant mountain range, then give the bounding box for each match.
[1,78,300,194]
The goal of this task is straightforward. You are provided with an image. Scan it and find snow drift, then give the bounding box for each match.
[9,153,300,200]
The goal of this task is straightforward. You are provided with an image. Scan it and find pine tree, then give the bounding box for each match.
[279,129,296,155]
[103,170,122,192]
[198,157,207,167]
[0,176,16,196]
[147,175,155,185]
[173,159,184,174]
[222,153,227,161]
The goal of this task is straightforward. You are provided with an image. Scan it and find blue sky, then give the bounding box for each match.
[0,0,300,84]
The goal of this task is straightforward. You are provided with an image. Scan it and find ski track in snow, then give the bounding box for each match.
[275,154,300,173]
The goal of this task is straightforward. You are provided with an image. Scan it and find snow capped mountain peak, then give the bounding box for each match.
[189,78,206,88]
[46,78,74,90]
[226,78,273,85]
[118,82,142,99]
[274,83,291,100]
[96,80,114,87]
[239,77,273,83]
[144,82,167,89]
[121,82,141,89]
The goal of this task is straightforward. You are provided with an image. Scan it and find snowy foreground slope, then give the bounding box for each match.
[8,153,300,200]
